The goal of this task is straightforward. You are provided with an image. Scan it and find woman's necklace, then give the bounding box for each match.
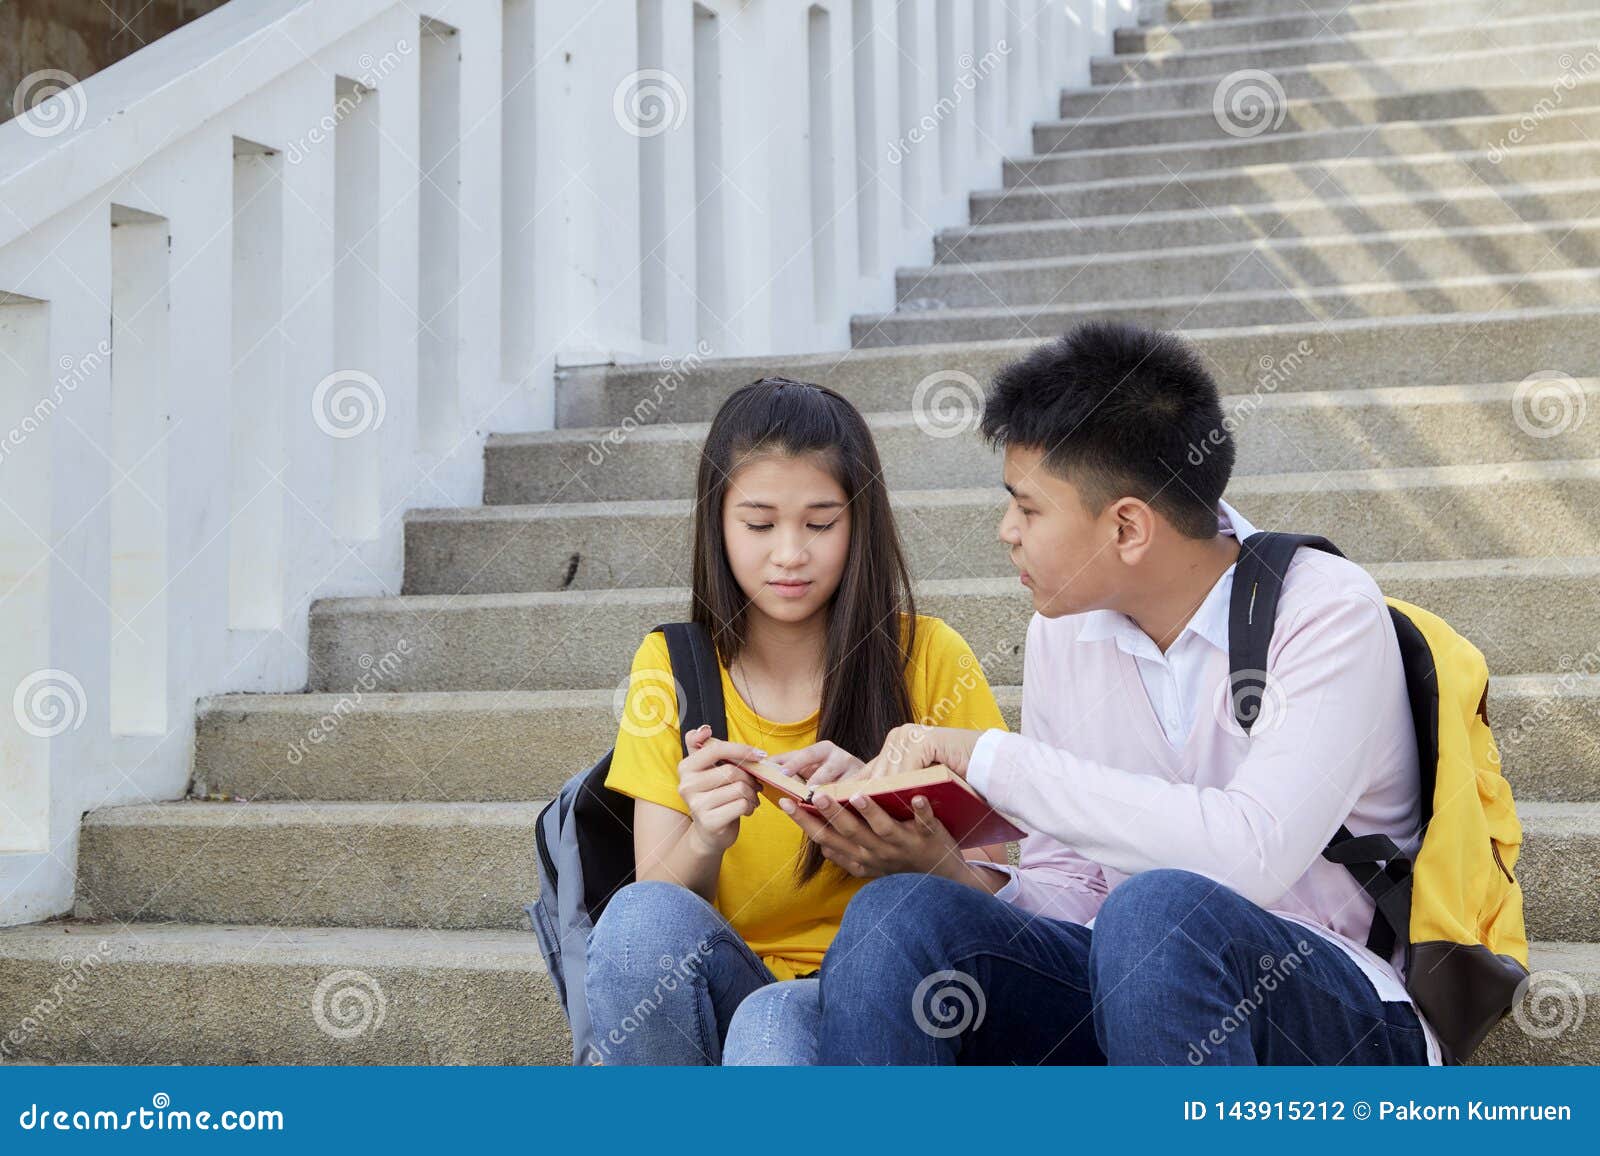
[731,656,778,749]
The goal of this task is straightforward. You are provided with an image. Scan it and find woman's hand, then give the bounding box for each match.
[777,791,963,879]
[676,724,765,857]
[770,739,864,786]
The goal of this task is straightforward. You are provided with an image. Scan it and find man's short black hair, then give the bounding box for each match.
[979,320,1235,540]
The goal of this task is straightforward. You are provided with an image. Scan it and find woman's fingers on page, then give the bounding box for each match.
[852,753,884,782]
[772,741,829,779]
[783,742,864,785]
[815,751,868,785]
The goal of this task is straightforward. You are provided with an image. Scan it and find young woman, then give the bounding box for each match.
[585,375,1011,1065]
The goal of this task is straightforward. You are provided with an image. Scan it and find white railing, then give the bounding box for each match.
[0,0,1132,924]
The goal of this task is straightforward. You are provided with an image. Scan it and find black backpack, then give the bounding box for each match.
[526,621,727,1064]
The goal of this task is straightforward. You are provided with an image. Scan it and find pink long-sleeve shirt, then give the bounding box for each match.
[965,499,1443,1065]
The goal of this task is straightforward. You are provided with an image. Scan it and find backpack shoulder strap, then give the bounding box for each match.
[654,621,729,753]
[1226,531,1409,960]
[1227,531,1346,716]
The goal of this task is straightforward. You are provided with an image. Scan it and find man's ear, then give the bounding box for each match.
[1110,497,1156,562]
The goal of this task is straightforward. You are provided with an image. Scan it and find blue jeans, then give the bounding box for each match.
[584,880,820,1065]
[816,869,1432,1065]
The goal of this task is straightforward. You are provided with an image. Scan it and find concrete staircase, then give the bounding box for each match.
[4,0,1599,1065]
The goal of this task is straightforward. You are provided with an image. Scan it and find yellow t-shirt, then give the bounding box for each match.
[605,613,1009,980]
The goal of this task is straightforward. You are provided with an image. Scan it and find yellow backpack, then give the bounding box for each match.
[1228,532,1529,1064]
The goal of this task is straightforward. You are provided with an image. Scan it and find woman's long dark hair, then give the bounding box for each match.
[691,376,918,883]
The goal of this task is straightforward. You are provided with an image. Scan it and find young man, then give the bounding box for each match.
[795,320,1440,1065]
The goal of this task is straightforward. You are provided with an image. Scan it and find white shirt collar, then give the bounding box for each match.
[1076,497,1257,657]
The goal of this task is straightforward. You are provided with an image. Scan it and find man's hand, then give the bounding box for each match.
[844,724,986,784]
[777,791,964,879]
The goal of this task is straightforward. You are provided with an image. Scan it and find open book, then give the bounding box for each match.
[743,758,1025,849]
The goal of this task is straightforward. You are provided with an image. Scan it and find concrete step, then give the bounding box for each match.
[0,920,1589,1065]
[1122,0,1597,53]
[186,672,1600,805]
[1057,36,1594,118]
[188,690,1006,803]
[854,267,1600,348]
[0,921,566,1065]
[1491,674,1600,803]
[1141,0,1441,24]
[560,307,1600,427]
[1096,11,1600,86]
[64,797,1600,947]
[1516,801,1600,943]
[1473,940,1600,1065]
[900,218,1600,311]
[1018,104,1600,186]
[487,380,1600,506]
[944,181,1600,263]
[1043,88,1600,152]
[977,141,1600,224]
[408,461,1600,596]
[75,802,543,930]
[1041,87,1600,151]
[191,689,624,802]
[309,558,1600,692]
